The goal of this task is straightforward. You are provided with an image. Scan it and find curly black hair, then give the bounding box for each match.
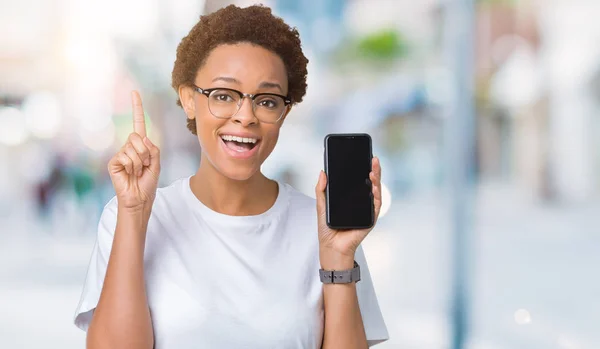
[171,4,309,135]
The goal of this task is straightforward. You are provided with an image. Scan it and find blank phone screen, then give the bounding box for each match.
[326,135,373,229]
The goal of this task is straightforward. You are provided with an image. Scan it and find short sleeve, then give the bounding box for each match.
[73,196,118,332]
[355,244,389,346]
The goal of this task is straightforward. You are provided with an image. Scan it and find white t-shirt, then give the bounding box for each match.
[74,176,389,348]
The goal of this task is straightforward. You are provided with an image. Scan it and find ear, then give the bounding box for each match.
[178,85,196,119]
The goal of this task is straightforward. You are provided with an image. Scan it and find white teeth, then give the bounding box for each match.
[221,135,257,144]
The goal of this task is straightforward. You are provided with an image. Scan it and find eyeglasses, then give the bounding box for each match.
[193,85,291,124]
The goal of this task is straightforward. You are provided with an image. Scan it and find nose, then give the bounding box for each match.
[231,97,258,126]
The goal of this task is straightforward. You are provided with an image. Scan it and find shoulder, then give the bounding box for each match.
[279,182,316,223]
[155,176,188,203]
[281,182,315,209]
[148,176,192,223]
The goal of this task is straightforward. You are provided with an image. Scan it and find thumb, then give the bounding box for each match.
[143,137,161,176]
[315,170,327,215]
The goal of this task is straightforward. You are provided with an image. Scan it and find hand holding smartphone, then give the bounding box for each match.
[324,133,374,230]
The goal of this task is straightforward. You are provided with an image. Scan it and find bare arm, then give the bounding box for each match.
[86,91,160,349]
[315,157,385,349]
[320,250,368,349]
[87,207,154,349]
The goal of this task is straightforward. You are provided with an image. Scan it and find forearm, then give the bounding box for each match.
[320,249,368,349]
[87,206,154,349]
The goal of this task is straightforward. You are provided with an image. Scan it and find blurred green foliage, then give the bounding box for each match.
[356,29,408,61]
[331,28,409,68]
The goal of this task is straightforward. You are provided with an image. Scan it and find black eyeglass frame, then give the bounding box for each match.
[192,85,292,123]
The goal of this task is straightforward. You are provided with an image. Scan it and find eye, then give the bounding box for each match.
[215,94,233,102]
[211,90,237,103]
[256,96,281,109]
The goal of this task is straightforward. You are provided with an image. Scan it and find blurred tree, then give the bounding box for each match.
[333,29,409,67]
[357,29,407,61]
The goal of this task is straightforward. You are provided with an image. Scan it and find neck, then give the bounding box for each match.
[189,156,278,216]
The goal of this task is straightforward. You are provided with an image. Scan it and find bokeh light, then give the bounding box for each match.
[514,309,532,325]
[379,182,392,218]
[22,92,63,139]
[0,107,29,146]
[80,122,116,152]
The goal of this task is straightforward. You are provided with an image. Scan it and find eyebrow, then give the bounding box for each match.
[211,76,284,93]
[212,76,240,84]
[258,81,283,93]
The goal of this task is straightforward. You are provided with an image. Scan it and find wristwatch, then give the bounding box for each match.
[319,261,361,284]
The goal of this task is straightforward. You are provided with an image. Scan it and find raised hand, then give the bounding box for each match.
[315,157,383,268]
[108,91,161,210]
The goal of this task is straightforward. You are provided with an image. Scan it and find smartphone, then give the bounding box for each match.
[324,133,374,230]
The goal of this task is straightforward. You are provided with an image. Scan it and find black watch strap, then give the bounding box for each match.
[319,261,361,284]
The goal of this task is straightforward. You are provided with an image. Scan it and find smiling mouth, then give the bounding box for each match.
[220,134,260,153]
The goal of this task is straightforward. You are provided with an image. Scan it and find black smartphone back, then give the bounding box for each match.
[324,133,374,230]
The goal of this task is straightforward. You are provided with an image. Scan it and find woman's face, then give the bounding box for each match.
[181,42,290,181]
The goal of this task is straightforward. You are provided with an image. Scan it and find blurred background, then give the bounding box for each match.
[1,0,599,348]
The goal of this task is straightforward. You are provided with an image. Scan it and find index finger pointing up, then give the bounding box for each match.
[131,90,147,138]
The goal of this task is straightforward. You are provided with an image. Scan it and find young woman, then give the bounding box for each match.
[74,4,388,349]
